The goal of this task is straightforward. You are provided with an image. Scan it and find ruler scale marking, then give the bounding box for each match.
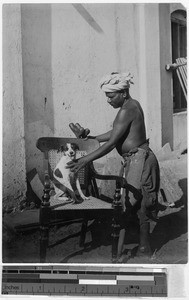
[2,266,167,297]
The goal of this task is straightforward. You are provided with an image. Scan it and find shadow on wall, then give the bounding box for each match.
[21,4,54,177]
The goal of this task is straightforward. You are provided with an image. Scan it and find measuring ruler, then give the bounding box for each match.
[2,265,167,297]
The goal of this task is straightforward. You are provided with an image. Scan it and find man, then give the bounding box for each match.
[67,72,160,261]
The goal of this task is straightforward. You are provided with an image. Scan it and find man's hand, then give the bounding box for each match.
[66,157,89,174]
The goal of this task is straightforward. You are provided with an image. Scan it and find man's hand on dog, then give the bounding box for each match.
[66,157,89,174]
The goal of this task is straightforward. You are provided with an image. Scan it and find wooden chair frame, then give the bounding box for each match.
[36,137,141,263]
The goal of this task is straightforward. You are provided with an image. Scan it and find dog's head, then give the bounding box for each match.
[57,143,79,159]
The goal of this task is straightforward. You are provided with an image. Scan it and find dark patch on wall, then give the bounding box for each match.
[72,4,103,34]
[44,97,47,108]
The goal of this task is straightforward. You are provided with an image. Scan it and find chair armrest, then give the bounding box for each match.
[89,163,142,201]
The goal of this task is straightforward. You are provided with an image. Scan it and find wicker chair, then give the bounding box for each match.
[36,137,141,263]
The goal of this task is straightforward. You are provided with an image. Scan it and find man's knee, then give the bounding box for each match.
[137,206,150,226]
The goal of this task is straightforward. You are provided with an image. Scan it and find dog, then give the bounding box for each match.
[52,143,89,204]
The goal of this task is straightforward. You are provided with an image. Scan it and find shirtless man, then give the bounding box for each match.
[67,72,160,261]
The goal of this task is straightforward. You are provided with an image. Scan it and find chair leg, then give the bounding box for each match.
[39,205,51,263]
[117,228,126,258]
[112,188,123,262]
[112,218,121,262]
[79,220,88,247]
[39,172,51,263]
[40,225,49,263]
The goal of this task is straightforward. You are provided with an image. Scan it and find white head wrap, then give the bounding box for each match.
[100,72,134,92]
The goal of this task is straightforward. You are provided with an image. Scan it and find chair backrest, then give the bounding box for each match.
[36,137,100,188]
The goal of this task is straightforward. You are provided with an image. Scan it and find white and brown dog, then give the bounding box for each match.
[53,143,89,204]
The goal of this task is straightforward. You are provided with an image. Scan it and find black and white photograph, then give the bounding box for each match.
[2,2,187,266]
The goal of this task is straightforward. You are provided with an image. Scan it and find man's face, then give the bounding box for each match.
[105,91,125,108]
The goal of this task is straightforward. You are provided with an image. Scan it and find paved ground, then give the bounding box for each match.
[3,201,187,264]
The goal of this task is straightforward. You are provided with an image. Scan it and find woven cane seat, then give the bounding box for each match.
[50,196,113,210]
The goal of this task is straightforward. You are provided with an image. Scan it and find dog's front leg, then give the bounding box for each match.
[67,173,83,204]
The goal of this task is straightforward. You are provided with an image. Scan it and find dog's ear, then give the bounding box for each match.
[57,145,65,153]
[71,143,79,151]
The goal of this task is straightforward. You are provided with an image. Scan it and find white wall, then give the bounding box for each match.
[51,3,139,138]
[21,4,54,177]
[21,3,175,179]
[136,4,163,150]
[3,4,27,205]
[22,3,141,181]
[159,4,173,148]
[3,3,179,201]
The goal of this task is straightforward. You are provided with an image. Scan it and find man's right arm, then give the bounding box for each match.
[95,130,112,142]
[88,130,112,142]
